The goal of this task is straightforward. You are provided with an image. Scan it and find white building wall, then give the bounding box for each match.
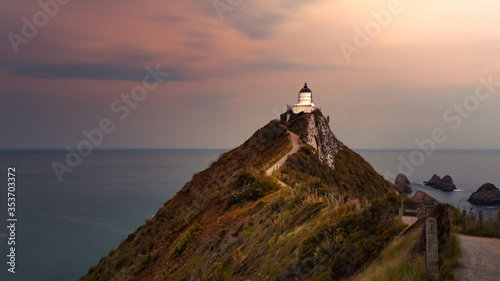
[293,90,314,113]
[292,104,314,114]
[298,92,313,105]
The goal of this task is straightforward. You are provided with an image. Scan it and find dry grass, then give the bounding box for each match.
[80,114,406,281]
[345,227,426,281]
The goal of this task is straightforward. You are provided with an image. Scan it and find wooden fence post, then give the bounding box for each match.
[426,217,439,281]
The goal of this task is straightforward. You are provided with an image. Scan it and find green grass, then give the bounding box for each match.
[204,262,224,281]
[459,218,500,238]
[347,213,460,281]
[225,170,279,210]
[370,257,426,281]
[343,227,426,281]
[171,223,200,256]
[439,234,461,281]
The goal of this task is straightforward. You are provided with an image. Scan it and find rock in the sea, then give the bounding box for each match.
[424,174,456,191]
[425,174,443,189]
[394,173,412,193]
[441,175,456,192]
[469,183,500,206]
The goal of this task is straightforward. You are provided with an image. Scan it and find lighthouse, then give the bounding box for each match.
[292,83,315,114]
[280,83,319,123]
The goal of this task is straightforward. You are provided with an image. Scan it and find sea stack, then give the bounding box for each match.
[425,174,442,189]
[424,174,456,191]
[394,173,412,193]
[469,183,500,206]
[441,175,456,191]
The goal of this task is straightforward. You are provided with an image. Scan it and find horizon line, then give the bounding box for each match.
[2,148,500,151]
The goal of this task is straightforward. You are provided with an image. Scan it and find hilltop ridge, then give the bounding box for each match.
[80,110,403,281]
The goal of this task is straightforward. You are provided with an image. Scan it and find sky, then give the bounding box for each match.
[1,0,500,149]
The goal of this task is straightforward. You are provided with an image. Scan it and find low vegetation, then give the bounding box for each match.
[345,204,462,281]
[439,233,461,281]
[344,226,426,281]
[80,112,411,281]
[171,223,200,256]
[204,262,224,281]
[225,170,278,210]
[327,194,405,279]
[456,209,500,238]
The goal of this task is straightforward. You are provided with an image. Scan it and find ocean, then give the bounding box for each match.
[358,149,500,217]
[0,149,226,281]
[0,149,499,281]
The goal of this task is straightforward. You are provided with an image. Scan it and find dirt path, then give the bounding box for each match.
[456,234,500,281]
[265,130,300,176]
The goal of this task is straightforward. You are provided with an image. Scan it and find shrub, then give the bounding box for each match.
[205,262,224,281]
[289,202,325,227]
[270,196,286,212]
[137,254,152,273]
[299,232,324,261]
[329,195,404,279]
[308,177,328,196]
[171,223,201,257]
[225,171,278,210]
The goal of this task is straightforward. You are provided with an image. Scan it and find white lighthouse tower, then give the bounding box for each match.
[292,83,315,114]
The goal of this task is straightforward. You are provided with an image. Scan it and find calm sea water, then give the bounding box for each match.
[0,149,226,281]
[357,150,500,216]
[0,149,498,281]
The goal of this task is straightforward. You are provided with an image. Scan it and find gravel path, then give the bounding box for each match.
[265,130,300,176]
[456,234,500,281]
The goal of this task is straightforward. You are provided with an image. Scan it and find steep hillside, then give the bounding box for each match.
[80,111,402,281]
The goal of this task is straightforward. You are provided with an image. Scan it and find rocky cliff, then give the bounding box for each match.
[80,110,402,281]
[303,111,341,169]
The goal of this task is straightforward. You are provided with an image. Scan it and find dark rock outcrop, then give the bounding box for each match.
[394,173,412,193]
[469,183,500,206]
[424,174,456,191]
[441,175,456,191]
[425,174,442,188]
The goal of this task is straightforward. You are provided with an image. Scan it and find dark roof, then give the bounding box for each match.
[299,83,312,93]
